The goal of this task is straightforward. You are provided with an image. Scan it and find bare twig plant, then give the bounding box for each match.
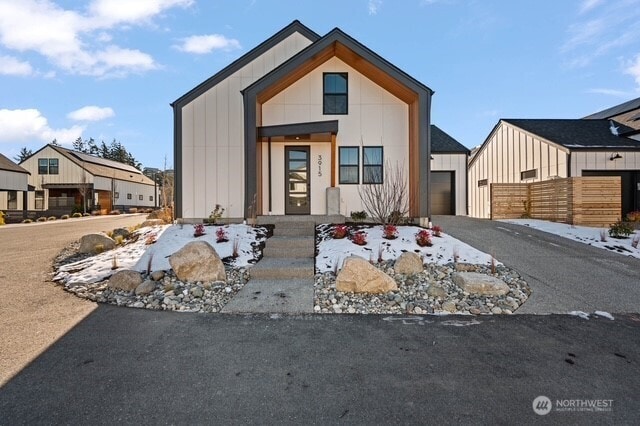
[490,252,497,275]
[358,159,408,225]
[452,246,460,264]
[232,237,240,258]
[600,229,607,242]
[632,235,639,249]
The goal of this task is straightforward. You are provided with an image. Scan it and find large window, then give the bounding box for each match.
[323,73,348,115]
[35,190,44,210]
[363,147,383,184]
[38,158,59,174]
[7,191,17,209]
[339,147,359,184]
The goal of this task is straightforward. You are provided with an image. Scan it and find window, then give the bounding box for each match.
[114,192,119,199]
[139,194,143,201]
[7,191,17,210]
[149,195,153,201]
[35,190,44,210]
[48,158,59,174]
[323,73,348,115]
[127,193,132,200]
[38,159,48,174]
[363,147,383,184]
[520,169,537,180]
[478,179,488,187]
[339,147,359,184]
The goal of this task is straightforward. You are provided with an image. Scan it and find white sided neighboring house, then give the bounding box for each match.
[0,153,30,213]
[430,125,469,215]
[19,144,157,215]
[172,20,433,222]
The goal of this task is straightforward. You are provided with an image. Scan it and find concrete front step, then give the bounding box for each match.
[265,235,313,249]
[273,225,315,237]
[250,257,315,280]
[264,245,315,258]
[221,278,314,314]
[257,215,345,225]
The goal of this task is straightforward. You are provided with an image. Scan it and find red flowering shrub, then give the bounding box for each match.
[382,224,398,240]
[216,227,229,243]
[416,229,432,247]
[351,231,368,246]
[432,225,443,237]
[333,224,348,239]
[193,224,206,237]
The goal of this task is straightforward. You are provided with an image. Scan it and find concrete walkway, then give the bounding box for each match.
[432,215,640,314]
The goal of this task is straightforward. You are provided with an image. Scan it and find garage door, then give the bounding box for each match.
[431,171,455,215]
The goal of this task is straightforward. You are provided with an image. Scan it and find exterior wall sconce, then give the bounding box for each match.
[610,153,622,161]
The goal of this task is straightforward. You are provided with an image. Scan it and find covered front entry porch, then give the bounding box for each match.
[256,120,340,216]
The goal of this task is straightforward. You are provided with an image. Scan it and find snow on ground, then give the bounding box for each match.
[500,219,640,259]
[54,224,267,285]
[315,224,499,273]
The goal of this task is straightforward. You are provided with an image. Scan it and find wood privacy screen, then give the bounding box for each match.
[491,177,622,227]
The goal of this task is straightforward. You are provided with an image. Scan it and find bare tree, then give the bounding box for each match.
[78,164,90,214]
[358,160,409,225]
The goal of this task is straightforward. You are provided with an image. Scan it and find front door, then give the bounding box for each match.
[285,146,310,215]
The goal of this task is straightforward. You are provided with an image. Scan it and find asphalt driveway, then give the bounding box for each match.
[433,216,640,314]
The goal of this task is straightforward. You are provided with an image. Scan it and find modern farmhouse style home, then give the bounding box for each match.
[172,21,433,222]
[0,153,30,212]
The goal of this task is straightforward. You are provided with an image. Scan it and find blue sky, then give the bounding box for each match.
[0,0,639,169]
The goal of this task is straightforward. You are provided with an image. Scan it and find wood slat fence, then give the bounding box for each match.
[491,177,621,227]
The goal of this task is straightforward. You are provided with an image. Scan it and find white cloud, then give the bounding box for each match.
[67,106,115,122]
[580,0,603,14]
[587,88,633,97]
[0,0,192,78]
[624,54,640,88]
[175,34,241,54]
[368,0,382,15]
[0,108,84,144]
[0,55,33,76]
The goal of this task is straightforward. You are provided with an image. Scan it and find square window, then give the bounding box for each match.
[38,159,48,174]
[323,73,348,115]
[363,147,383,184]
[339,147,359,184]
[48,158,59,174]
[139,194,143,201]
[127,193,132,200]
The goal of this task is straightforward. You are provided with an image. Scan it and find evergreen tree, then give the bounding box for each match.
[14,147,33,163]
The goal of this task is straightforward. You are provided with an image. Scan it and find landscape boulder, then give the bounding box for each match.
[108,270,143,292]
[79,233,116,254]
[427,283,448,299]
[169,241,226,283]
[141,219,165,228]
[452,272,510,296]
[111,228,131,240]
[336,256,398,294]
[394,252,423,275]
[135,280,156,296]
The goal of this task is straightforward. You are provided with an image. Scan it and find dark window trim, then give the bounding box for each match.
[339,146,359,184]
[38,158,48,175]
[48,158,59,175]
[323,72,348,115]
[362,146,384,184]
[127,193,132,200]
[520,169,537,180]
[477,179,488,187]
[7,190,17,209]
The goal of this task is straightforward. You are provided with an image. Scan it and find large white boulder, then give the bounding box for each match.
[336,256,398,294]
[169,241,226,283]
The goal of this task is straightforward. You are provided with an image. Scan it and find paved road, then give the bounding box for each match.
[433,216,640,314]
[0,307,638,424]
[0,214,147,386]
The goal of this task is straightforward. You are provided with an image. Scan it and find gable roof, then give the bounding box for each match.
[431,125,469,154]
[583,96,640,119]
[0,153,29,174]
[171,20,320,108]
[503,119,640,150]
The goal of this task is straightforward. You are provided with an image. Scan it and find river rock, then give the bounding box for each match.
[336,256,398,294]
[135,280,156,295]
[108,270,143,292]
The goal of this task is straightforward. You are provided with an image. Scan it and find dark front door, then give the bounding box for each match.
[285,146,310,215]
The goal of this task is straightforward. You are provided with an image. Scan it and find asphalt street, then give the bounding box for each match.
[0,306,638,425]
[433,216,640,314]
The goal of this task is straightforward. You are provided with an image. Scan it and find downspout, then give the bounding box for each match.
[268,137,272,213]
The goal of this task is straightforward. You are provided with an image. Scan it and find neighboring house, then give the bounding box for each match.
[19,144,156,214]
[584,96,640,138]
[0,153,30,212]
[172,20,433,222]
[469,119,640,218]
[430,125,469,215]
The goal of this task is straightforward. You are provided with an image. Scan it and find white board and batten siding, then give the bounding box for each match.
[431,153,467,215]
[261,57,409,215]
[180,32,314,219]
[21,146,93,190]
[469,121,569,218]
[571,151,640,176]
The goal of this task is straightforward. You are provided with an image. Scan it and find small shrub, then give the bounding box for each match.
[216,227,229,243]
[208,204,225,224]
[95,244,105,254]
[382,224,398,240]
[432,225,443,237]
[72,212,83,218]
[0,211,4,226]
[37,217,47,222]
[114,235,124,245]
[22,219,33,224]
[333,224,348,239]
[416,230,432,247]
[128,207,138,214]
[47,216,57,221]
[193,223,206,237]
[609,221,634,239]
[83,213,91,217]
[145,235,157,245]
[60,214,70,220]
[388,210,403,225]
[109,210,121,215]
[111,255,119,270]
[626,211,640,222]
[351,231,367,246]
[350,211,367,222]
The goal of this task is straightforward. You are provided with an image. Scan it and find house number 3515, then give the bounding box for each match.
[318,154,323,177]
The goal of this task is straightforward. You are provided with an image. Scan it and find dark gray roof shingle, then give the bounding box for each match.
[0,153,29,174]
[583,96,640,119]
[430,125,469,154]
[504,119,640,150]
